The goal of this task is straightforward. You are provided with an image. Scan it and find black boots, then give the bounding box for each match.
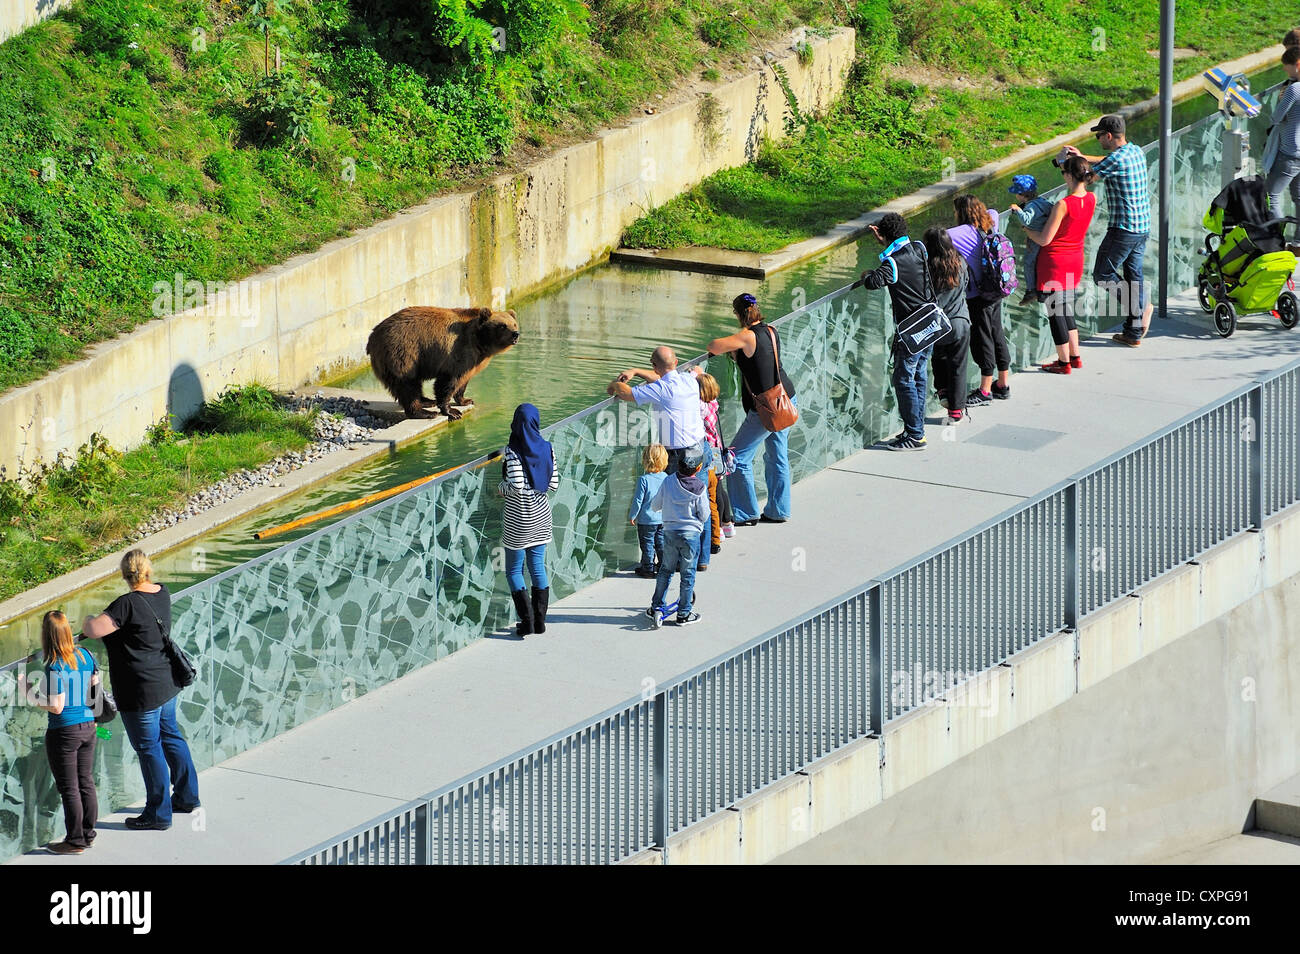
[510,587,550,635]
[511,589,533,636]
[531,586,550,634]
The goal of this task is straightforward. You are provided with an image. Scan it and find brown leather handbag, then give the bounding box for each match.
[744,326,798,432]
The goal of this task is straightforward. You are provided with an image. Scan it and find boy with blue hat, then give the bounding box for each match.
[1007,174,1056,305]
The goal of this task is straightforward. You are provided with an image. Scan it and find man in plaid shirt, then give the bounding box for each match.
[1062,114,1153,346]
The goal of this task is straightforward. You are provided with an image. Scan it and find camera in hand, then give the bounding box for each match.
[1051,157,1063,168]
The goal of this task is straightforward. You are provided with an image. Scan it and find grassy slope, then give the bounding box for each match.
[0,385,315,604]
[622,0,1295,252]
[0,0,828,395]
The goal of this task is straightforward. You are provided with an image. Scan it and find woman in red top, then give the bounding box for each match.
[1026,156,1098,374]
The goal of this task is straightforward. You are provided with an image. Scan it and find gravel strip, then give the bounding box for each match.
[130,393,387,539]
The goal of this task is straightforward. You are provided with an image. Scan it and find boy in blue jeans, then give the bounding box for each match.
[645,449,709,627]
[1007,174,1056,306]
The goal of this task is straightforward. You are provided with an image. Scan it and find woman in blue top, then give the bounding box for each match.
[17,611,101,854]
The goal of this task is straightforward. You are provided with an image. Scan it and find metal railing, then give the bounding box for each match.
[284,354,1300,864]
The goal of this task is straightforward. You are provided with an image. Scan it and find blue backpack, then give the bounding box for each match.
[978,228,1019,298]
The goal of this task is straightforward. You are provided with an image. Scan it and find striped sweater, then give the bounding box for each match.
[499,447,560,549]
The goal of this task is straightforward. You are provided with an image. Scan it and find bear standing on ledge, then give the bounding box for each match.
[366,306,520,420]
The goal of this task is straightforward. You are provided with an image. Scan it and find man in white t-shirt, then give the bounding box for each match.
[607,346,705,471]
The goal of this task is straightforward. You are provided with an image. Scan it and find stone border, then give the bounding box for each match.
[611,44,1287,279]
[0,392,458,628]
[623,502,1300,864]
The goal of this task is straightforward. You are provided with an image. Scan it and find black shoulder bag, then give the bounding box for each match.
[892,243,952,356]
[132,591,197,689]
[80,646,118,725]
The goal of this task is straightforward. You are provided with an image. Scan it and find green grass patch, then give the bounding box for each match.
[623,0,1300,252]
[0,0,830,395]
[0,384,316,603]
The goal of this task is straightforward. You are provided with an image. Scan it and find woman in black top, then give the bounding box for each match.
[83,549,199,830]
[705,293,798,525]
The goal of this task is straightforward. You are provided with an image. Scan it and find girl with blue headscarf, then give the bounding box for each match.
[499,404,559,636]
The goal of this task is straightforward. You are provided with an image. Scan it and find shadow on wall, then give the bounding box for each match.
[168,363,205,429]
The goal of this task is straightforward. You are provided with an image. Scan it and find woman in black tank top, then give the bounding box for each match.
[705,293,798,525]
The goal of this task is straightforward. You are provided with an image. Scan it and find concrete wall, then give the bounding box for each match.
[636,503,1300,865]
[0,28,856,476]
[0,0,71,45]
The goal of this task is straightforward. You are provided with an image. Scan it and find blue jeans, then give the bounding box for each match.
[892,345,932,441]
[1093,227,1149,335]
[1023,241,1040,291]
[727,397,796,523]
[635,524,664,572]
[651,531,699,617]
[1266,153,1300,240]
[119,697,199,825]
[698,503,712,568]
[505,544,548,591]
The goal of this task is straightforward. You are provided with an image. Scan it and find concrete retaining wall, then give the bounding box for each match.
[0,27,855,476]
[0,0,71,45]
[635,504,1300,865]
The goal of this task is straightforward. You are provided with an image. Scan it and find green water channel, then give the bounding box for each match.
[0,65,1284,662]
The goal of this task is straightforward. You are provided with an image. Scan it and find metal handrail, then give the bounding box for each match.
[281,347,1300,863]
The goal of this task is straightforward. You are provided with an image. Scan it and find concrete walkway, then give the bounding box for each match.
[13,286,1300,865]
[1155,831,1300,864]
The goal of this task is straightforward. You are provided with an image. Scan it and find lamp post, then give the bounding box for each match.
[1158,0,1174,320]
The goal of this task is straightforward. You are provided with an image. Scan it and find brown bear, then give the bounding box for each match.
[366,306,520,420]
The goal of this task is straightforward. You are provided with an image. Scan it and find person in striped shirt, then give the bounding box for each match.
[499,404,559,637]
[1061,113,1153,346]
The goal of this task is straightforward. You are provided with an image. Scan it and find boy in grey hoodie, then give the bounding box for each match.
[646,452,710,627]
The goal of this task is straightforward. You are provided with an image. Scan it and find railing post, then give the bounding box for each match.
[414,802,428,865]
[868,583,883,734]
[1064,481,1079,630]
[1249,385,1264,529]
[653,691,668,854]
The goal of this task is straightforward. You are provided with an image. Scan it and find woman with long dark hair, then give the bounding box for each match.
[922,227,973,424]
[500,403,560,636]
[950,194,1011,405]
[705,293,798,525]
[17,611,102,853]
[1026,155,1097,374]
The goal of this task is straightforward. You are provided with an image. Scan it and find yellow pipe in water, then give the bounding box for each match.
[253,452,501,541]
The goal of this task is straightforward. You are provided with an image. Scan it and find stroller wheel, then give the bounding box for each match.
[1278,290,1300,329]
[1213,301,1237,338]
[1197,277,1215,314]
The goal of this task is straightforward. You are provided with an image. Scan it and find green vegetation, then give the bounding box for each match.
[623,0,1297,252]
[0,385,316,603]
[0,0,829,394]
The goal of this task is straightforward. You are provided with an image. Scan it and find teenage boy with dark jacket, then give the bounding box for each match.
[859,212,937,451]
